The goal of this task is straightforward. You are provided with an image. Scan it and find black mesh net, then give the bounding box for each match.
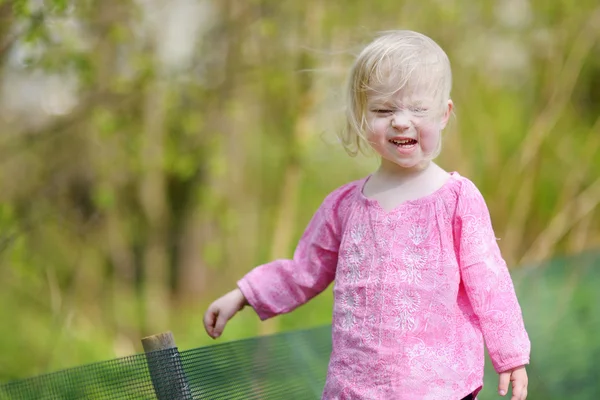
[179,325,331,399]
[0,325,332,399]
[0,350,159,399]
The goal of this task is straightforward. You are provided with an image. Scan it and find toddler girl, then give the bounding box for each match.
[204,30,530,400]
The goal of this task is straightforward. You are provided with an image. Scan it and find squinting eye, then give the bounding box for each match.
[372,109,393,115]
[410,107,428,114]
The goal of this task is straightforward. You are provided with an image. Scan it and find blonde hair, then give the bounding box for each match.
[340,30,452,157]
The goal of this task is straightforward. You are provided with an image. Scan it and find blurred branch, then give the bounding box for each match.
[521,176,600,264]
[0,2,14,58]
[0,214,37,255]
[0,230,23,254]
[0,8,47,60]
[0,31,18,58]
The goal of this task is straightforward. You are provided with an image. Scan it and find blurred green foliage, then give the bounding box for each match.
[0,0,599,398]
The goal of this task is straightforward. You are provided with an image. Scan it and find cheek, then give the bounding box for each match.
[366,118,389,140]
[418,124,441,153]
[369,117,388,132]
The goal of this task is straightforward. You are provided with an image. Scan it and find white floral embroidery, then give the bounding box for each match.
[367,314,378,325]
[370,266,384,305]
[371,286,381,306]
[343,290,356,308]
[400,247,427,285]
[395,314,416,332]
[350,223,366,244]
[395,289,421,314]
[377,251,392,265]
[374,234,388,249]
[342,310,355,331]
[409,223,428,245]
[340,290,357,331]
[363,328,376,344]
[402,246,428,270]
[393,289,421,332]
[344,245,364,283]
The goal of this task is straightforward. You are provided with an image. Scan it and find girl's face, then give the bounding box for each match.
[365,88,452,173]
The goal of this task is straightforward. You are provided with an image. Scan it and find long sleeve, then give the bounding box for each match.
[237,185,350,321]
[454,180,531,373]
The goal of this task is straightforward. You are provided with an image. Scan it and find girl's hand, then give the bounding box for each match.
[203,288,248,339]
[498,365,528,399]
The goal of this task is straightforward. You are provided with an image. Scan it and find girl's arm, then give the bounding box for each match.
[454,179,531,373]
[237,185,349,321]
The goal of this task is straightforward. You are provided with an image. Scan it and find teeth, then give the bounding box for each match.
[390,139,415,145]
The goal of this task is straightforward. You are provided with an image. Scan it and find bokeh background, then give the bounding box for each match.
[1,0,599,398]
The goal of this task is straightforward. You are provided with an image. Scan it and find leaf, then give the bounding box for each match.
[11,0,30,18]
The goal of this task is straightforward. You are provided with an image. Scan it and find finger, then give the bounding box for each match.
[510,385,521,400]
[510,382,526,400]
[498,372,510,396]
[213,308,235,338]
[203,308,218,338]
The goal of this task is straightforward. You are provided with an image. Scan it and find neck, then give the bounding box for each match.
[377,159,434,180]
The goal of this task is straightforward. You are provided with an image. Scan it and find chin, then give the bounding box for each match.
[391,156,422,167]
[391,159,430,171]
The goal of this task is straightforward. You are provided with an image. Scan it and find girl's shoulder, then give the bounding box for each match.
[443,172,484,198]
[447,172,487,201]
[445,172,495,221]
[321,177,366,209]
[309,178,365,230]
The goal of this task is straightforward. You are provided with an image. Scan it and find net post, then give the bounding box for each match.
[141,331,193,400]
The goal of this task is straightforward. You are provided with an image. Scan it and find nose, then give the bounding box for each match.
[391,111,410,131]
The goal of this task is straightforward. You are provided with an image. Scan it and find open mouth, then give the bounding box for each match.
[389,138,417,147]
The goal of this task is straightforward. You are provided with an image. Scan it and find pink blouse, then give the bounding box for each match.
[238,172,530,400]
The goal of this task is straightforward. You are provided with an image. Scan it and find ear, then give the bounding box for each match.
[440,99,453,130]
